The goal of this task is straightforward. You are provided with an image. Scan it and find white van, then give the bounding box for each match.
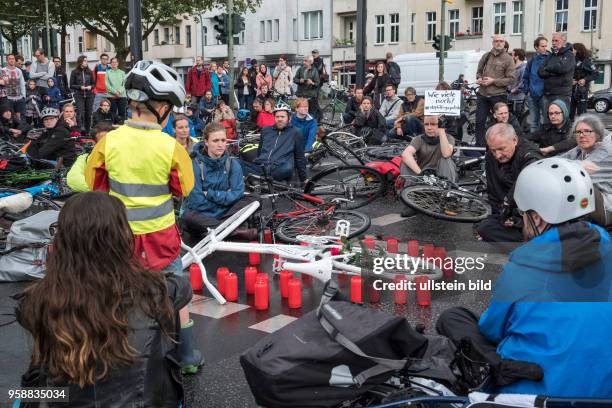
[395,50,486,96]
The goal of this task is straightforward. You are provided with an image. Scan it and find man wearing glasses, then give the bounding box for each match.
[474,35,515,147]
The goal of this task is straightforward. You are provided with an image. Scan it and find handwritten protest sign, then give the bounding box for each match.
[424,90,462,116]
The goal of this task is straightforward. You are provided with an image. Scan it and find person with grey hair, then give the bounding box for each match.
[294,55,321,120]
[475,123,541,242]
[538,32,575,121]
[561,113,612,225]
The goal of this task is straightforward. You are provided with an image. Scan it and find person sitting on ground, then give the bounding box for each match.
[486,102,524,139]
[26,107,76,167]
[246,98,263,129]
[560,113,612,227]
[437,158,612,398]
[16,192,190,406]
[433,81,464,141]
[173,114,196,153]
[391,87,424,141]
[525,99,575,156]
[353,96,387,145]
[212,98,235,123]
[379,84,402,130]
[91,98,117,128]
[67,121,113,192]
[0,104,30,143]
[43,77,61,109]
[181,122,254,245]
[257,83,273,101]
[256,98,275,129]
[399,115,456,217]
[198,90,217,123]
[475,123,541,242]
[291,97,318,152]
[186,105,204,136]
[342,87,363,125]
[60,102,80,137]
[239,101,307,183]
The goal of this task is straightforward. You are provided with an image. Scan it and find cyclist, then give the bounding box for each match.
[525,99,575,156]
[181,122,255,244]
[0,104,30,142]
[438,158,612,397]
[485,102,524,139]
[353,96,386,145]
[399,115,456,218]
[239,100,307,183]
[475,123,541,242]
[291,97,318,152]
[84,60,202,375]
[26,107,76,167]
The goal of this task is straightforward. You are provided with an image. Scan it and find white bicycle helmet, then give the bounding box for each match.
[173,105,186,114]
[514,158,595,224]
[125,60,186,107]
[272,100,292,114]
[40,107,60,119]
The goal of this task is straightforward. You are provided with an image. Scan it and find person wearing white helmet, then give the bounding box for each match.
[26,106,76,166]
[85,61,202,374]
[437,157,612,398]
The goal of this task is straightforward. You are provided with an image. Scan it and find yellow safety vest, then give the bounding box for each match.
[105,125,177,235]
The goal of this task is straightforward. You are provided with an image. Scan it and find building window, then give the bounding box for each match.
[163,27,170,44]
[344,17,355,42]
[512,1,523,34]
[302,10,323,40]
[555,0,569,32]
[448,9,459,38]
[293,18,297,41]
[266,20,272,42]
[375,15,384,44]
[203,26,208,46]
[153,30,159,46]
[143,37,148,52]
[390,13,399,43]
[493,2,506,34]
[273,19,279,42]
[410,13,416,43]
[471,7,483,34]
[66,34,71,54]
[426,12,436,42]
[583,0,598,31]
[174,26,180,44]
[260,21,265,42]
[186,25,192,48]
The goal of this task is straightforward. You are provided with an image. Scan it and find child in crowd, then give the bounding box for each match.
[25,79,42,125]
[44,78,62,109]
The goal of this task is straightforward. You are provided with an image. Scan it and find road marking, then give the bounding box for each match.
[189,294,251,319]
[371,213,404,226]
[249,314,298,333]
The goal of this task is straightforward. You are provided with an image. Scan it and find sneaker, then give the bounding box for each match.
[181,349,205,375]
[401,207,417,218]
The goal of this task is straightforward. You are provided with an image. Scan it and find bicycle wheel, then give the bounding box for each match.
[275,209,370,244]
[400,185,491,223]
[321,132,367,165]
[305,165,386,210]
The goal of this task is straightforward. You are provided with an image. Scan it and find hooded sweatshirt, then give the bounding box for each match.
[525,99,576,154]
[480,221,612,397]
[184,142,244,218]
[291,113,318,152]
[44,83,62,109]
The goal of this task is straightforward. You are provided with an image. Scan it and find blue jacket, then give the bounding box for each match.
[479,221,612,397]
[162,112,196,137]
[255,124,307,181]
[522,52,548,98]
[217,72,230,95]
[291,113,318,152]
[211,74,220,98]
[45,85,62,109]
[184,142,244,218]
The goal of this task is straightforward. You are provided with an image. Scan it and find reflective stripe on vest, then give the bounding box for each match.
[105,125,177,235]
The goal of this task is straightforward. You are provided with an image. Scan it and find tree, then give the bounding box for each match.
[0,12,39,55]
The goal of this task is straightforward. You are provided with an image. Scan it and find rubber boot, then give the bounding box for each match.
[179,319,205,374]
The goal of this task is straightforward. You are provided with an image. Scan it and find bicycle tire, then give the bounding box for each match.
[275,209,370,244]
[400,185,491,223]
[305,165,386,210]
[321,132,366,165]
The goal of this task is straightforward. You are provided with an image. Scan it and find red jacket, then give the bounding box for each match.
[186,65,211,97]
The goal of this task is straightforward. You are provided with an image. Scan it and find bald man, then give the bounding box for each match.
[475,123,541,242]
[474,35,515,148]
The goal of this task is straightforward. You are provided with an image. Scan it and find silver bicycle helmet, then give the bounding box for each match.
[40,107,60,119]
[272,100,292,113]
[125,60,186,107]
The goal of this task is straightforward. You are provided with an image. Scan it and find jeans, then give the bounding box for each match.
[75,92,94,135]
[110,97,127,123]
[308,96,321,122]
[240,159,294,182]
[238,94,253,110]
[475,94,507,147]
[342,112,356,125]
[385,118,396,129]
[527,95,543,133]
[161,255,186,276]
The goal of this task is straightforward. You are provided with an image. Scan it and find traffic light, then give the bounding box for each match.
[442,35,453,51]
[232,15,246,35]
[213,14,228,44]
[432,35,441,51]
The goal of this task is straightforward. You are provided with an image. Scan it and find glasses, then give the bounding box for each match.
[575,129,595,137]
[549,111,563,116]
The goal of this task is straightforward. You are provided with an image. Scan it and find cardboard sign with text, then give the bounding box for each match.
[424,90,462,116]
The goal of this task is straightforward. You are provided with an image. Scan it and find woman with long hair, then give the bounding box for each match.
[571,43,598,119]
[363,61,390,109]
[255,64,273,97]
[235,66,254,109]
[69,55,95,135]
[17,192,191,406]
